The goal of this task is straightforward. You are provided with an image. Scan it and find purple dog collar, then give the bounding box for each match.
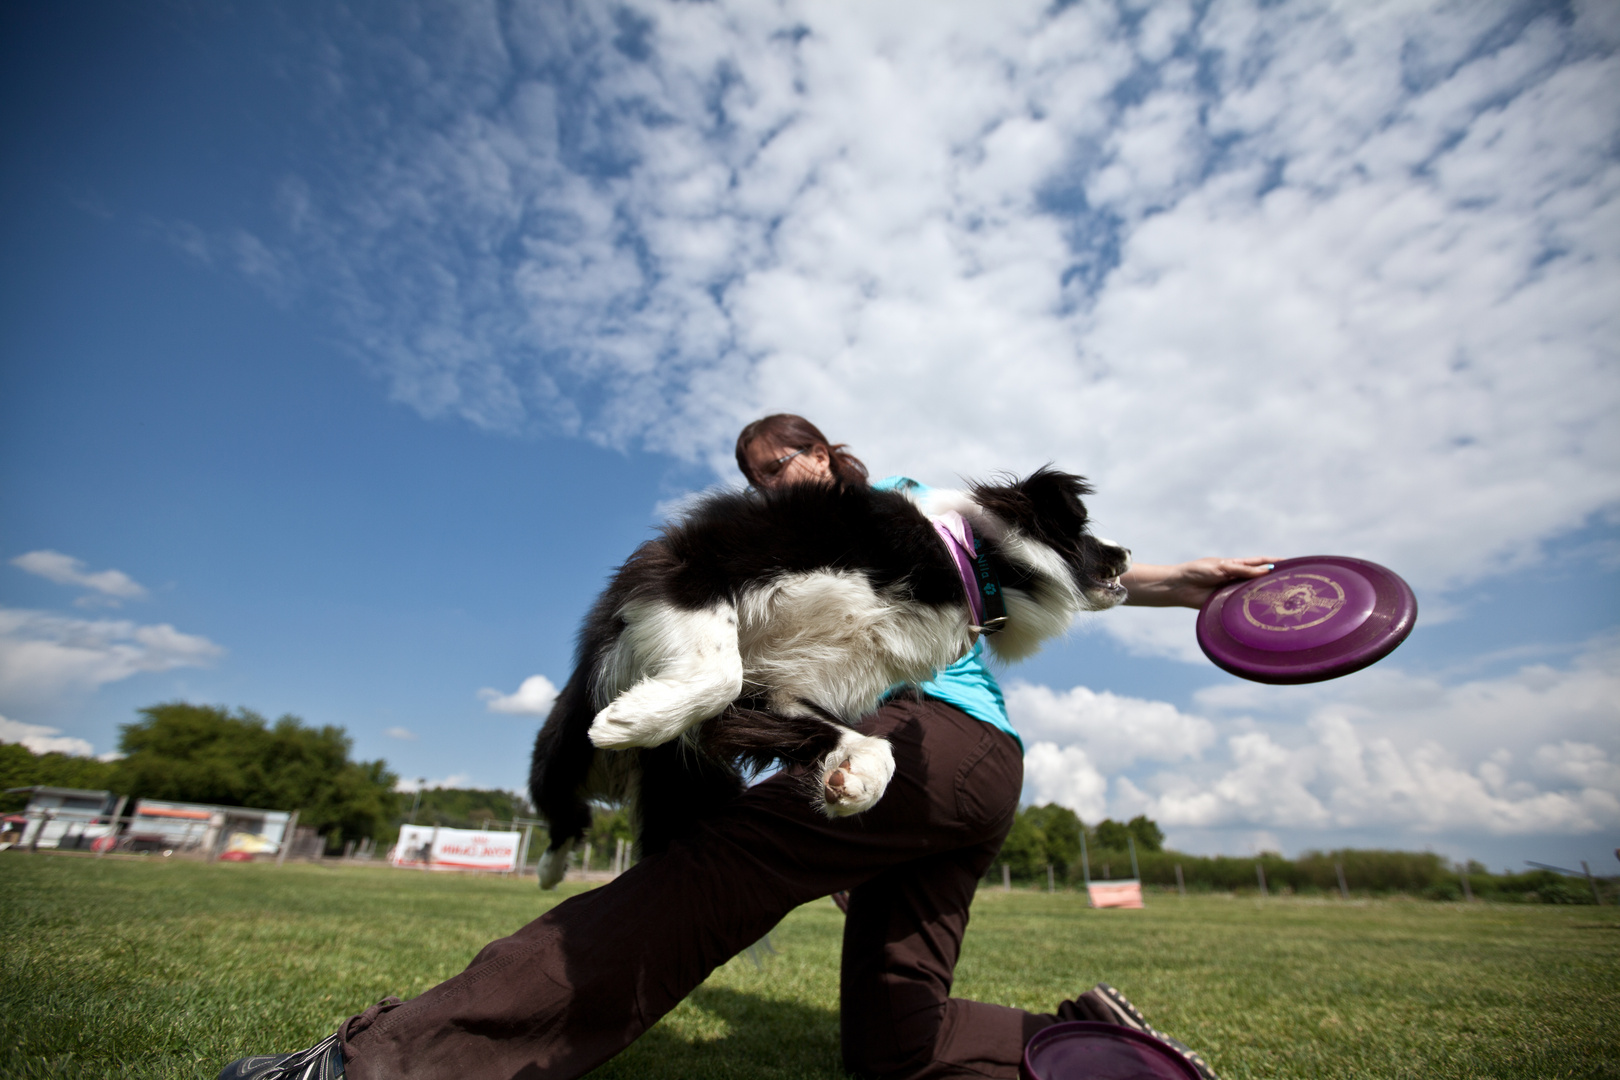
[933,512,1008,636]
[933,513,986,627]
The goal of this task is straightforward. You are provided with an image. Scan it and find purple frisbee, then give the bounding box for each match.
[1197,556,1417,685]
[1021,1022,1202,1080]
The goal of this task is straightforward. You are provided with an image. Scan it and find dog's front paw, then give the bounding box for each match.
[820,730,896,817]
[589,701,665,749]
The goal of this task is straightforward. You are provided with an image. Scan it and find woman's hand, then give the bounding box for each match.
[1120,557,1278,609]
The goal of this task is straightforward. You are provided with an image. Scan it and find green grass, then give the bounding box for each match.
[2,853,1616,1079]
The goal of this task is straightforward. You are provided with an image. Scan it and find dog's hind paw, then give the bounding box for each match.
[538,838,575,890]
[819,730,896,817]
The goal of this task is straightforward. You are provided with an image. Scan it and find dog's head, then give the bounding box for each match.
[956,468,1132,661]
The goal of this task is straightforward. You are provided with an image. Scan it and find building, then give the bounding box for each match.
[126,799,292,856]
[4,786,119,849]
[2,788,293,857]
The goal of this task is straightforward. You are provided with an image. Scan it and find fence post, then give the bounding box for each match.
[1128,836,1140,881]
[102,795,128,857]
[516,825,533,877]
[1583,862,1603,905]
[1256,860,1269,898]
[1080,830,1093,908]
[276,810,300,867]
[1460,870,1474,902]
[1335,860,1349,899]
[1047,864,1054,893]
[1175,863,1186,898]
[29,809,53,852]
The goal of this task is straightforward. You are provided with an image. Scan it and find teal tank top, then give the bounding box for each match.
[872,476,1022,753]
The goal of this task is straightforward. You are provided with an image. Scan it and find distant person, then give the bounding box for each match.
[219,414,1269,1080]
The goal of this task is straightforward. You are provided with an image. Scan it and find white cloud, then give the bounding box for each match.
[394,773,474,793]
[1006,680,1214,772]
[385,727,419,741]
[1022,742,1108,823]
[1191,634,1620,765]
[0,715,96,757]
[11,551,148,604]
[210,0,1616,664]
[1070,636,1620,837]
[479,674,560,716]
[0,608,224,710]
[1129,714,1620,836]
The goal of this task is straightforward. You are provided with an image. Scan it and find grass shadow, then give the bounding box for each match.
[587,984,846,1080]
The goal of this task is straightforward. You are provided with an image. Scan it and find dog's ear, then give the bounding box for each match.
[1013,467,1093,538]
[970,466,1095,554]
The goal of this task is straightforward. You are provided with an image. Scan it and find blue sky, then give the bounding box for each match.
[2,0,1617,873]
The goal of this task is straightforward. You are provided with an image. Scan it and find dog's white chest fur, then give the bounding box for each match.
[736,570,973,720]
[584,570,963,820]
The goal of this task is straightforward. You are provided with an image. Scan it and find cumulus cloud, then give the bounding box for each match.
[1020,635,1620,837]
[11,551,148,605]
[1006,680,1214,772]
[479,674,560,716]
[1023,741,1109,822]
[1191,634,1620,765]
[212,0,1618,625]
[0,608,224,710]
[1125,714,1620,836]
[0,715,96,757]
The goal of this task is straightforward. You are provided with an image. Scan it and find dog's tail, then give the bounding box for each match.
[700,699,854,774]
[529,665,597,889]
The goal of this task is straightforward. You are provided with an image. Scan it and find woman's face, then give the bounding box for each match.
[744,438,834,489]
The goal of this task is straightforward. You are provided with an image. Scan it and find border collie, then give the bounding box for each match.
[528,469,1130,888]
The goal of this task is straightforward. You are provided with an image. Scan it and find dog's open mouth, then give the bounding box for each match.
[1089,575,1128,602]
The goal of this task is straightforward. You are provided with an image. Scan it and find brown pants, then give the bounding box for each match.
[342,697,1090,1079]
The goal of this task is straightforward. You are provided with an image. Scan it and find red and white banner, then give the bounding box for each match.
[391,825,519,872]
[1087,880,1145,909]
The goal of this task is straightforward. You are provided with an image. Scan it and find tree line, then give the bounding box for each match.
[993,802,1164,880]
[5,709,1608,901]
[1,702,530,853]
[991,803,1611,903]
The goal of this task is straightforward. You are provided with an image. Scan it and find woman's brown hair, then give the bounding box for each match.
[734,414,870,487]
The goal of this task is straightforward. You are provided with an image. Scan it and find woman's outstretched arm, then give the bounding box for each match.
[1120,557,1277,609]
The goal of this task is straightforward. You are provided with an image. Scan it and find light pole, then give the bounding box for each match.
[410,778,427,824]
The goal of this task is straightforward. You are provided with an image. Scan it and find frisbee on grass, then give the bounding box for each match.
[1021,1022,1202,1080]
[1196,556,1417,685]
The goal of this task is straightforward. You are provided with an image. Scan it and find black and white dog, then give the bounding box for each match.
[528,468,1130,888]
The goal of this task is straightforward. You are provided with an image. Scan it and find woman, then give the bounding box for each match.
[222,415,1268,1080]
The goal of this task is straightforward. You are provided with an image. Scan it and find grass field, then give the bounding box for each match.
[2,853,1616,1079]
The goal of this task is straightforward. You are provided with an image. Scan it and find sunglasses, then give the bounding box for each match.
[754,447,809,484]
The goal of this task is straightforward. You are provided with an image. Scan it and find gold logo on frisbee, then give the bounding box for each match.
[1242,573,1345,632]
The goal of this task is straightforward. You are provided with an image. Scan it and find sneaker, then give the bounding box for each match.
[1080,983,1220,1080]
[217,1029,344,1080]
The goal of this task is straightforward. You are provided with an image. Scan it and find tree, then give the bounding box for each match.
[1091,818,1133,852]
[404,787,535,830]
[996,806,1049,878]
[1126,814,1164,852]
[111,702,398,849]
[0,743,118,812]
[585,804,632,867]
[990,803,1086,879]
[1022,804,1083,875]
[1089,815,1164,854]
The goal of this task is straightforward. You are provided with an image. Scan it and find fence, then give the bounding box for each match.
[984,847,1616,904]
